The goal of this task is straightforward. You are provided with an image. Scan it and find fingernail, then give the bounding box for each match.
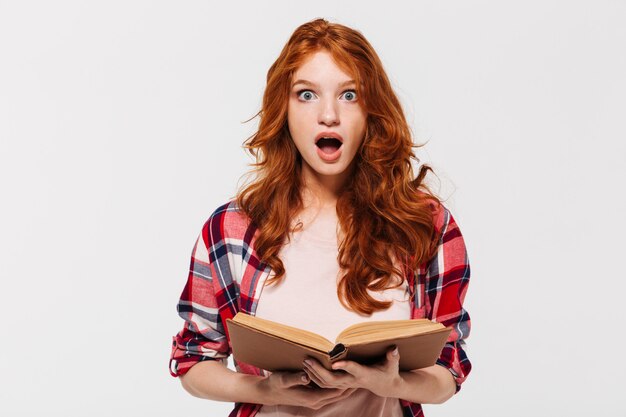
[301,374,309,382]
[392,347,399,356]
[303,359,312,366]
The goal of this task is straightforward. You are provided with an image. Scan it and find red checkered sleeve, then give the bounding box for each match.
[169,217,231,377]
[423,206,472,392]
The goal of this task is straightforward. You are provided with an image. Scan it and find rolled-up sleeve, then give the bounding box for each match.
[424,206,472,392]
[169,219,230,377]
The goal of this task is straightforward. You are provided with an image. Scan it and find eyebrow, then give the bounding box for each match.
[291,79,356,89]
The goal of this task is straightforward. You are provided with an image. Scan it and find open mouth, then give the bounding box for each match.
[316,137,343,155]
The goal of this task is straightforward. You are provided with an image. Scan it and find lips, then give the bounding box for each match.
[314,132,343,161]
[315,132,344,144]
[315,132,343,154]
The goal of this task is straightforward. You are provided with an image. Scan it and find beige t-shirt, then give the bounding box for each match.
[254,210,410,417]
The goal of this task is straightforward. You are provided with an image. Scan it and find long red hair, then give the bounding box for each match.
[236,18,443,315]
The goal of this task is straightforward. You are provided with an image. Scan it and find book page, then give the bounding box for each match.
[233,313,335,352]
[336,319,445,345]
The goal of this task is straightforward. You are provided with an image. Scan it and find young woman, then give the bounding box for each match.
[169,18,471,417]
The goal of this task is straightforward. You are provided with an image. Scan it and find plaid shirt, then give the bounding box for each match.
[170,200,471,417]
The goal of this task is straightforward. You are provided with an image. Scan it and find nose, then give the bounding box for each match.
[318,98,339,126]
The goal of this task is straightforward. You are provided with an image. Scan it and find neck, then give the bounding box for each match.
[299,163,353,209]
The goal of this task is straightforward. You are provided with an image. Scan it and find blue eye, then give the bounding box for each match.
[342,90,357,101]
[297,90,316,101]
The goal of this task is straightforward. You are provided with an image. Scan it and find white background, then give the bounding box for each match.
[1,1,625,416]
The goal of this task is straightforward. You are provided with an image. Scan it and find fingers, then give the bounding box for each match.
[316,388,357,409]
[305,387,357,410]
[331,359,364,378]
[336,387,358,401]
[275,370,310,388]
[303,364,326,388]
[386,346,400,369]
[303,358,354,389]
[389,345,399,359]
[387,346,400,363]
[302,359,324,387]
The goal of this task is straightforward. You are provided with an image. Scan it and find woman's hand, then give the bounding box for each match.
[302,346,403,398]
[256,369,357,410]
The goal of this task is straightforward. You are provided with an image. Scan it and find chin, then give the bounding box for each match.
[301,155,353,179]
[315,165,349,177]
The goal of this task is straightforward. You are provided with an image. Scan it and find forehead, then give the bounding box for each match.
[292,50,355,85]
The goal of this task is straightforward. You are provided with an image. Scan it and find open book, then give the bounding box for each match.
[226,312,451,372]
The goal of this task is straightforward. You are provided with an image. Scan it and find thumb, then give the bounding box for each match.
[386,346,400,366]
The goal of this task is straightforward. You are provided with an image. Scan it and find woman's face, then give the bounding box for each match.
[287,50,367,186]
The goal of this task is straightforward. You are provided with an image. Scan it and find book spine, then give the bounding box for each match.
[329,344,347,360]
